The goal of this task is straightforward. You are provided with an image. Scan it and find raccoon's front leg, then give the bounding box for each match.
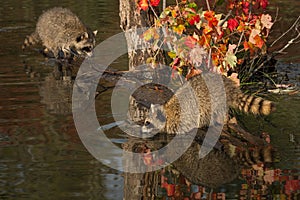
[22,31,40,50]
[51,47,67,59]
[56,46,73,59]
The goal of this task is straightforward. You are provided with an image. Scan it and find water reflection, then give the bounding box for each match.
[121,132,299,199]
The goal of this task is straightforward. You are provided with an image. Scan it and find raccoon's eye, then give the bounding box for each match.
[76,32,89,42]
[76,35,84,43]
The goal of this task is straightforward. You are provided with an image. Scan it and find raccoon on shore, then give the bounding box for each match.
[22,7,97,58]
[142,73,275,134]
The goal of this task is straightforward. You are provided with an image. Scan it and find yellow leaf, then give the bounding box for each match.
[146,57,154,64]
[173,24,185,35]
[168,51,176,58]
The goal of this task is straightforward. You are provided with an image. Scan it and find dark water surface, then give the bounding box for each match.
[0,0,299,199]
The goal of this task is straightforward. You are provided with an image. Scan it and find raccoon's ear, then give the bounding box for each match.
[76,32,89,42]
[93,30,98,36]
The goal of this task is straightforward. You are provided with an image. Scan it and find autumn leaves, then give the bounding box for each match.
[137,0,274,77]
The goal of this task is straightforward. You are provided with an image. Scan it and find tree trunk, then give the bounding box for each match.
[119,1,168,199]
[119,0,160,70]
[119,0,169,122]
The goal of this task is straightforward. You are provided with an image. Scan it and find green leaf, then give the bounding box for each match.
[225,52,237,69]
[188,2,197,9]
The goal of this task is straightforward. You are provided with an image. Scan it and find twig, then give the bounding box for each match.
[274,26,300,54]
[218,10,232,27]
[273,7,279,24]
[163,0,166,10]
[205,0,211,11]
[148,1,159,19]
[244,16,300,81]
[270,16,300,47]
[235,31,245,54]
[244,55,266,82]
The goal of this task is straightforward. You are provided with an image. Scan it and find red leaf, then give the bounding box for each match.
[165,184,175,196]
[285,180,300,195]
[242,1,250,14]
[150,0,160,7]
[227,18,239,32]
[257,0,268,9]
[138,0,148,11]
[188,14,200,25]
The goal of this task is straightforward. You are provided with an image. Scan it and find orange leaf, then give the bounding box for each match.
[243,41,249,50]
[237,21,245,32]
[254,35,264,49]
[204,11,218,27]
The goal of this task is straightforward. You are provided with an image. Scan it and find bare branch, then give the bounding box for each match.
[270,16,300,47]
[235,31,244,54]
[163,0,166,10]
[206,0,211,11]
[274,28,300,54]
[274,7,279,24]
[148,1,159,19]
[218,10,232,27]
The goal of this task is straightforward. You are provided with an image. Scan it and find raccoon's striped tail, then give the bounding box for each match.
[235,94,275,115]
[22,32,40,50]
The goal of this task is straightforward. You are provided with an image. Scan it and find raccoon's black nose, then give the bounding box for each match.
[82,46,92,52]
[144,121,151,126]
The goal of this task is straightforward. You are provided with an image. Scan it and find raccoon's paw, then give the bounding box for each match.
[41,48,55,58]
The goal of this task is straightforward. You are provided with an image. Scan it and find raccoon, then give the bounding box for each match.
[22,7,97,58]
[142,73,275,134]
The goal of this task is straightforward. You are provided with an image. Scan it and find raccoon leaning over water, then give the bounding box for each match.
[142,73,275,134]
[22,7,97,58]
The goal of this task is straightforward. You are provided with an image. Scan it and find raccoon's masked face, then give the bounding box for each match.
[141,104,166,134]
[73,30,97,57]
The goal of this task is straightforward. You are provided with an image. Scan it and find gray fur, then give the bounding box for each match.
[142,73,274,134]
[23,7,97,58]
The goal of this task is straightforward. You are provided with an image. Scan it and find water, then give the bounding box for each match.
[0,0,299,199]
